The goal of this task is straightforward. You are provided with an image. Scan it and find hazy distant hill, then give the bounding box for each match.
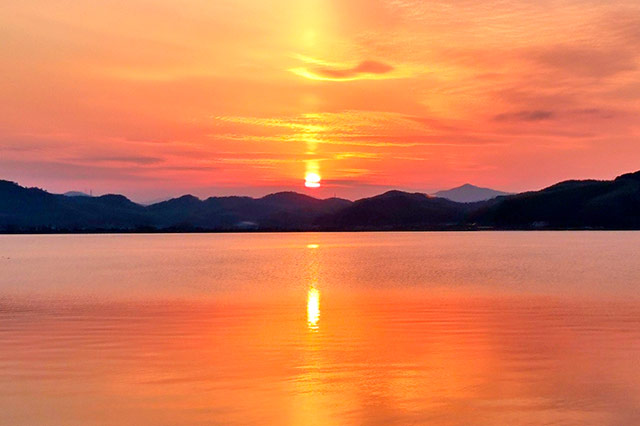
[434,184,510,203]
[1,170,640,232]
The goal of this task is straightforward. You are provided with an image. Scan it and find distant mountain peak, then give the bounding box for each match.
[434,184,510,203]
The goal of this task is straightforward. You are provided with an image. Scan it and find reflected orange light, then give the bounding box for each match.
[307,287,320,330]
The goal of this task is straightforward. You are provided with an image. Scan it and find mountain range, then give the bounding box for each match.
[1,170,639,232]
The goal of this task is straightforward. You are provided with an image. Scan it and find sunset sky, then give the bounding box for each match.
[1,0,639,201]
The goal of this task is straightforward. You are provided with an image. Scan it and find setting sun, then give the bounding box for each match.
[304,172,321,188]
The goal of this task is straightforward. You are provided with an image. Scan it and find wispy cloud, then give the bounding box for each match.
[69,155,164,165]
[289,55,405,81]
[532,45,637,79]
[291,60,395,81]
[494,110,555,122]
[213,111,507,149]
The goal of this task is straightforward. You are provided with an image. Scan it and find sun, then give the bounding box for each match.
[305,172,321,188]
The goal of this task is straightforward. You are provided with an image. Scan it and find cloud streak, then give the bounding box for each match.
[494,110,555,122]
[290,55,401,81]
[292,60,395,81]
[70,155,164,165]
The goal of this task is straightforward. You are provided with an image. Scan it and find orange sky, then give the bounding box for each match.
[1,0,639,201]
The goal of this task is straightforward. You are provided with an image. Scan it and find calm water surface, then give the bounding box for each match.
[1,232,640,425]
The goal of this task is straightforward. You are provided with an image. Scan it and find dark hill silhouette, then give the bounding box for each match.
[145,192,352,230]
[1,170,640,232]
[0,181,147,230]
[470,171,640,229]
[147,195,208,228]
[317,190,473,230]
[63,191,91,197]
[434,183,510,203]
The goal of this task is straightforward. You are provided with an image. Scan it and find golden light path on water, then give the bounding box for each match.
[306,242,320,330]
[307,287,320,330]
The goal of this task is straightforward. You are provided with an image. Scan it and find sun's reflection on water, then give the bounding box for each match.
[306,242,321,331]
[307,287,320,330]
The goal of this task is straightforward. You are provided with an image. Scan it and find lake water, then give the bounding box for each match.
[1,232,640,425]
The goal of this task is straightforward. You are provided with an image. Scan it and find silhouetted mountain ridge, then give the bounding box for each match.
[616,170,640,182]
[318,190,470,230]
[434,183,510,202]
[1,170,640,232]
[469,172,640,229]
